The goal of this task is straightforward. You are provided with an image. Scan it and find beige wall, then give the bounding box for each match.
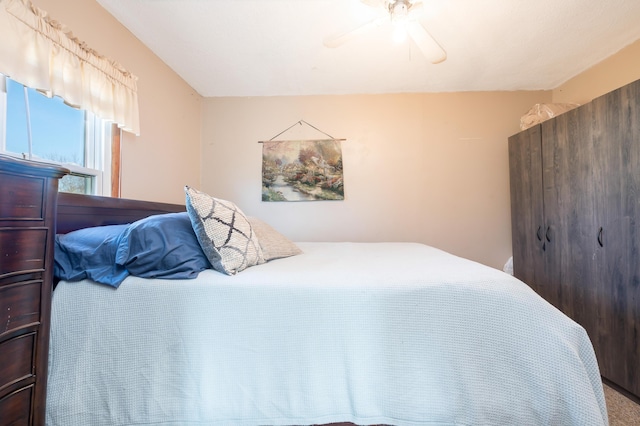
[32,0,640,270]
[36,0,202,204]
[200,38,640,271]
[202,92,549,269]
[553,38,640,104]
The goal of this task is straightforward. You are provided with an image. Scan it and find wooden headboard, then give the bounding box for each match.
[56,192,186,234]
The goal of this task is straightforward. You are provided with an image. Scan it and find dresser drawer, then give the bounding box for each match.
[0,384,33,425]
[0,333,35,392]
[0,229,47,279]
[0,174,44,222]
[0,281,41,336]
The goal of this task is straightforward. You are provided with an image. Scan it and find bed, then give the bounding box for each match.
[46,191,609,426]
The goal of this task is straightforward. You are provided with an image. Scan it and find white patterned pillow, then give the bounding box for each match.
[185,186,264,275]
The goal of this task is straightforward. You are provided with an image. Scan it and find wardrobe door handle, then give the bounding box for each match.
[545,226,552,242]
[598,227,603,247]
[536,226,543,241]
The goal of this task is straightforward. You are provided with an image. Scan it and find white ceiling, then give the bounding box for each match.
[96,0,640,98]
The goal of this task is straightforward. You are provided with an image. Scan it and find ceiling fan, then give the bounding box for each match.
[323,0,447,64]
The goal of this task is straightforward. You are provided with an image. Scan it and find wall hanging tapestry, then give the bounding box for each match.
[260,121,344,202]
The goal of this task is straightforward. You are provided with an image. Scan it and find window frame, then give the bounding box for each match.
[0,75,121,197]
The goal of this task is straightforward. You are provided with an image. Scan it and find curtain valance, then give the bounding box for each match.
[0,0,140,135]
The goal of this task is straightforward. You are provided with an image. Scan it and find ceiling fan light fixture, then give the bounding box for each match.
[324,0,447,64]
[389,0,410,43]
[388,0,409,20]
[391,1,408,17]
[392,25,408,43]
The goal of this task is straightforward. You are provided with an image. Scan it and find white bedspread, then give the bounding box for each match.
[46,242,608,426]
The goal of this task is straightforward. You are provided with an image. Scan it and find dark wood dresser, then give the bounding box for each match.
[0,155,67,425]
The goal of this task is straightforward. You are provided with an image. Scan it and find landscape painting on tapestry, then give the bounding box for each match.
[262,139,344,202]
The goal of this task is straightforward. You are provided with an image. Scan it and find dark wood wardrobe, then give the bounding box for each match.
[508,78,640,401]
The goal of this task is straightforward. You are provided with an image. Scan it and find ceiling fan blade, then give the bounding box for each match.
[408,1,424,15]
[323,16,387,48]
[406,20,447,64]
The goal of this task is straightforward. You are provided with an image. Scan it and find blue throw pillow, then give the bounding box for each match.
[115,212,211,279]
[54,224,130,288]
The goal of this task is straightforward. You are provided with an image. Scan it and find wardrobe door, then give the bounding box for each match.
[508,125,545,294]
[537,105,594,314]
[592,79,640,398]
[542,104,604,335]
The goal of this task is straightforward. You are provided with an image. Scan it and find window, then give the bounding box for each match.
[0,75,117,196]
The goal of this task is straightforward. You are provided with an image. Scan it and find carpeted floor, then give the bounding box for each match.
[604,384,640,425]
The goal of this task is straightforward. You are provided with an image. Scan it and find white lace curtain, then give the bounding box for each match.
[0,0,140,135]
